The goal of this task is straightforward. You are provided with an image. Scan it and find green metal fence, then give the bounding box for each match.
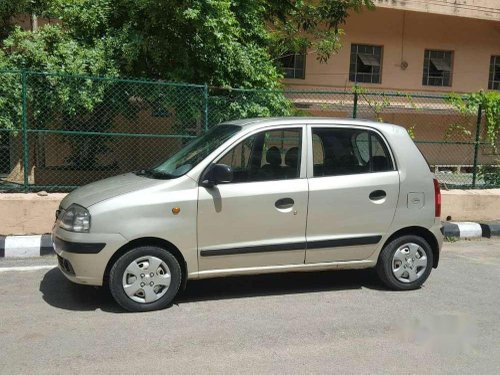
[0,70,498,192]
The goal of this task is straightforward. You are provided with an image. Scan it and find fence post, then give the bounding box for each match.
[21,69,29,191]
[352,89,358,118]
[203,83,209,132]
[471,104,482,189]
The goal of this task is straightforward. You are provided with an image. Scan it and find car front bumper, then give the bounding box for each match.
[52,226,127,286]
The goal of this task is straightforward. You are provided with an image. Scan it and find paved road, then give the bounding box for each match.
[1,240,499,374]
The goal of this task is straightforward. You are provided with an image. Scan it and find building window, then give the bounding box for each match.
[489,56,500,90]
[423,50,453,87]
[349,44,382,84]
[279,52,305,79]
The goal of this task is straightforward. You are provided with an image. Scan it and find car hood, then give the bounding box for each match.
[60,172,164,209]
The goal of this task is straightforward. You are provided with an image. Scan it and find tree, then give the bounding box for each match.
[0,24,119,168]
[0,0,373,168]
[1,0,373,86]
[266,0,374,63]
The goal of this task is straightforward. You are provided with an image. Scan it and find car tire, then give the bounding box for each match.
[376,235,433,291]
[109,246,182,312]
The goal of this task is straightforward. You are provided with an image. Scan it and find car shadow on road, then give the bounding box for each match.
[39,268,123,313]
[40,267,387,312]
[177,268,386,304]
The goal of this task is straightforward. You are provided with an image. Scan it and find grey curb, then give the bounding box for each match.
[1,223,499,258]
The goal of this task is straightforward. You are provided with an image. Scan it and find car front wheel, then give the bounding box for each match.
[376,235,433,290]
[109,246,182,312]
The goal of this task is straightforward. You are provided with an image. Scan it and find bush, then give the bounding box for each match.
[479,164,500,187]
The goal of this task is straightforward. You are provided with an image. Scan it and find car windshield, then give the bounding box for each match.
[136,125,241,179]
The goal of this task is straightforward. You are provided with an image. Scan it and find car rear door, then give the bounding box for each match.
[305,125,400,263]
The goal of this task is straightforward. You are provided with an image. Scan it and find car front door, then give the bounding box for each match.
[197,126,308,273]
[305,125,400,264]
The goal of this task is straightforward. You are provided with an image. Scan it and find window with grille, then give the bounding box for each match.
[423,50,453,87]
[489,56,500,90]
[349,44,383,84]
[278,52,306,79]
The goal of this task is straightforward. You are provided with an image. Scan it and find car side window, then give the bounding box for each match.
[218,134,255,173]
[312,127,393,177]
[218,128,302,183]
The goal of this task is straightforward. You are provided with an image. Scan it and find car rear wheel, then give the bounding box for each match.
[376,235,433,290]
[109,246,182,312]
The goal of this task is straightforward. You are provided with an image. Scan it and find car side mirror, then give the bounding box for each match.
[201,164,233,187]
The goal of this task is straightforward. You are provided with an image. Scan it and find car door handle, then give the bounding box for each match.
[369,190,386,201]
[275,198,294,209]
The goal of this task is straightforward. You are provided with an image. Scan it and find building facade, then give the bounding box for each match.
[282,1,500,93]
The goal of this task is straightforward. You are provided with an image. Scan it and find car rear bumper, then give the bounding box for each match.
[430,218,444,267]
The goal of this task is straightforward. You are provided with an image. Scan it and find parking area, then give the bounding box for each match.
[0,239,499,374]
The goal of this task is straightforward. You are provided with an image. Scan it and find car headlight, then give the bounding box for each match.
[59,204,91,233]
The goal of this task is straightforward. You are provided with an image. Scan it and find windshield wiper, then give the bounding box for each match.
[135,169,176,179]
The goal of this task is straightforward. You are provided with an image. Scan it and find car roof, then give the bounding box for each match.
[221,117,402,133]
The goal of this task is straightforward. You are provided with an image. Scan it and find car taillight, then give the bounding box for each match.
[433,178,441,218]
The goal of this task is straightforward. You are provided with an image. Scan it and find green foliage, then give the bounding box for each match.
[268,0,373,62]
[447,91,500,145]
[44,0,286,89]
[478,163,500,187]
[0,24,119,168]
[0,25,119,131]
[353,85,390,122]
[407,126,416,140]
[0,0,374,168]
[444,124,472,140]
[0,0,51,39]
[1,0,374,87]
[403,93,423,139]
[0,68,22,131]
[444,236,458,243]
[208,89,293,126]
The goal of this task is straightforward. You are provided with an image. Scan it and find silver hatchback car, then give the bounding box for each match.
[53,118,443,312]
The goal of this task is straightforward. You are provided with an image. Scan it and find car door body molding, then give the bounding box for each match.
[200,235,382,257]
[200,241,306,257]
[306,235,382,250]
